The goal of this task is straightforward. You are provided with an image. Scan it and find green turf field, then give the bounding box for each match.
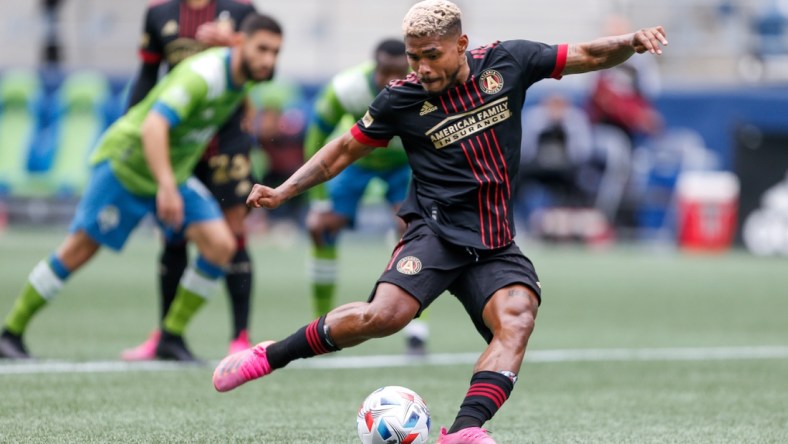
[1,227,787,443]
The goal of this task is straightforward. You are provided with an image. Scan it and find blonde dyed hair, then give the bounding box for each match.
[402,0,462,38]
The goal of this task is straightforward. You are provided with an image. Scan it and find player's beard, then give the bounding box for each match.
[426,63,463,97]
[241,58,275,83]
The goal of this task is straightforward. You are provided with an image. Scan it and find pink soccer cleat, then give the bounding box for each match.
[436,427,497,444]
[228,330,251,355]
[120,330,160,362]
[213,340,275,392]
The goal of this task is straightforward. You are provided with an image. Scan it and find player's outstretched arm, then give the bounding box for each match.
[563,26,668,75]
[248,131,373,209]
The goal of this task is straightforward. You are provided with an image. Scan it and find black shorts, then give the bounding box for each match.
[194,119,254,209]
[372,218,541,343]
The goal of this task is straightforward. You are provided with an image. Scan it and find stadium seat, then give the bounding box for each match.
[0,69,42,196]
[753,3,788,57]
[35,70,111,196]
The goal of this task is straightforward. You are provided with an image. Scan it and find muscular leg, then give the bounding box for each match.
[264,283,420,369]
[448,284,539,433]
[160,219,236,337]
[222,204,252,340]
[476,285,539,373]
[128,216,238,361]
[1,231,100,357]
[54,231,103,271]
[387,206,430,356]
[325,283,420,347]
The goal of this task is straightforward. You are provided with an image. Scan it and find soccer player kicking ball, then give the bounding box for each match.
[0,13,283,362]
[214,2,667,443]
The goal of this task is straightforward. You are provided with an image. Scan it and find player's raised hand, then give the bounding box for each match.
[246,183,283,209]
[631,26,668,55]
[196,22,235,47]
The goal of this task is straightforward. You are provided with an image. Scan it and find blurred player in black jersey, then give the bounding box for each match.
[121,0,258,362]
[213,1,668,442]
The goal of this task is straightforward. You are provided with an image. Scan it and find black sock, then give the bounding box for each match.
[448,371,515,434]
[225,242,252,338]
[266,316,340,369]
[159,242,188,322]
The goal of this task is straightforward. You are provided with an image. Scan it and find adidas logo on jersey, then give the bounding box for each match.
[420,101,437,116]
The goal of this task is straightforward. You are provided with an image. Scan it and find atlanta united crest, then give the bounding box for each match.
[479,69,504,94]
[396,256,422,275]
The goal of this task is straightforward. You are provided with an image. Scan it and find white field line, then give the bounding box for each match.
[1,345,788,376]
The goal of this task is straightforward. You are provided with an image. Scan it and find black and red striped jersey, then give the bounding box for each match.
[139,0,255,70]
[351,40,568,250]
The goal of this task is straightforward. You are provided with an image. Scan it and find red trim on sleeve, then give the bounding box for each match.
[550,44,568,79]
[350,124,391,148]
[139,49,162,64]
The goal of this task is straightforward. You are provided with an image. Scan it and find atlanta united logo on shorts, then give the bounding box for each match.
[396,256,422,275]
[479,69,504,94]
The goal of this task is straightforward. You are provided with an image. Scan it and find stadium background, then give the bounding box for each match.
[2,0,787,244]
[1,1,787,443]
[0,0,776,83]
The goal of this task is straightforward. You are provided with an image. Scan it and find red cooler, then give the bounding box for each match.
[676,171,739,252]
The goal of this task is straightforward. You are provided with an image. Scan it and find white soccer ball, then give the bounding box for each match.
[357,385,431,444]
